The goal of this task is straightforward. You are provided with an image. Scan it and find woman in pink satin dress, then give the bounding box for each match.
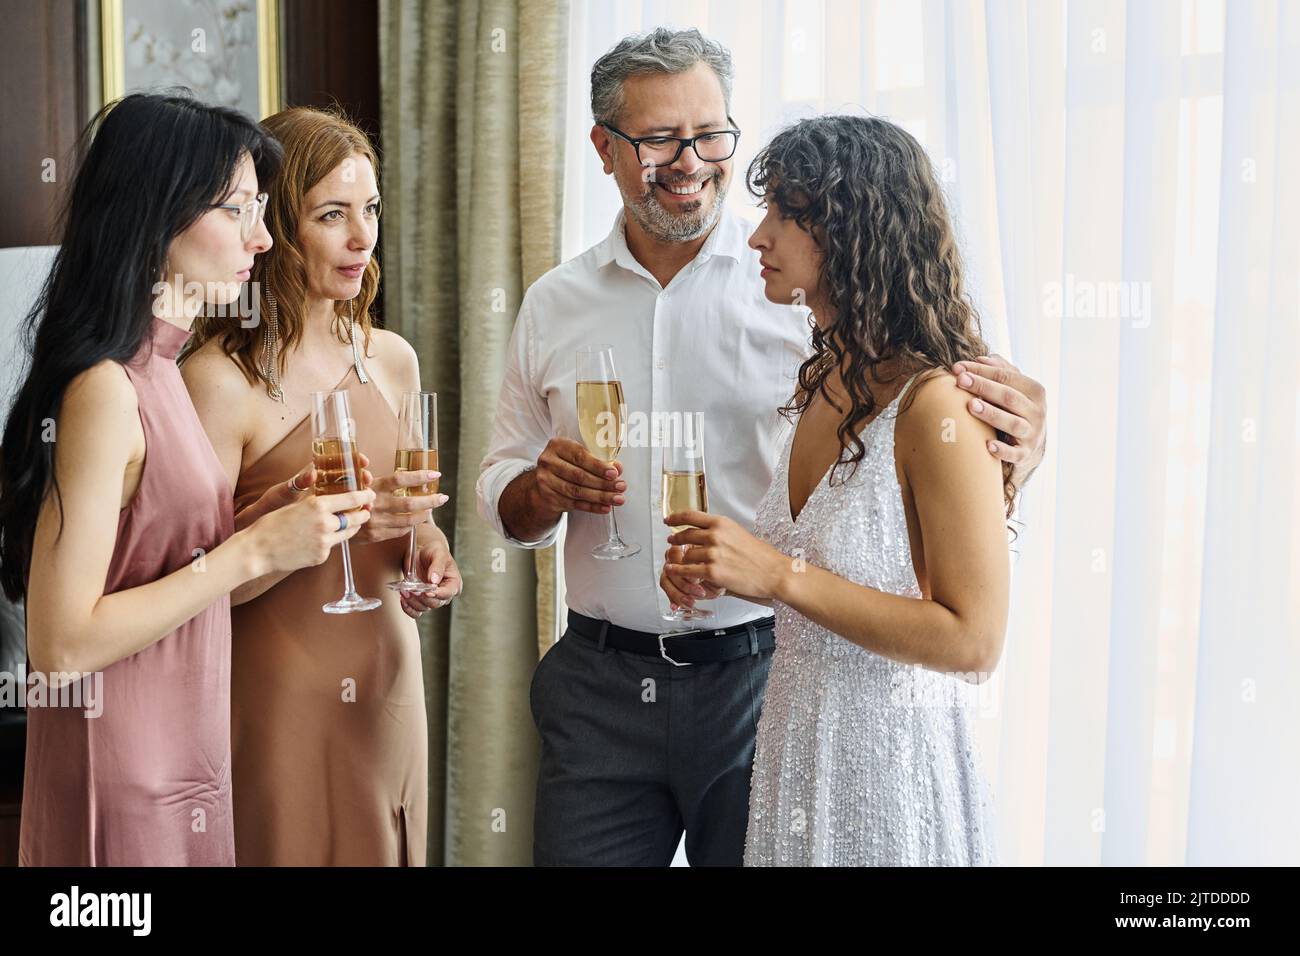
[0,93,375,866]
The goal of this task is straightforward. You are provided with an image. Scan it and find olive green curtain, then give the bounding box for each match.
[379,0,568,866]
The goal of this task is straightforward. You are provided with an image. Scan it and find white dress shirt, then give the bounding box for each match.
[476,208,812,633]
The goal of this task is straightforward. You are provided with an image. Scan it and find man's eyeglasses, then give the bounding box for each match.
[211,192,270,242]
[600,122,741,168]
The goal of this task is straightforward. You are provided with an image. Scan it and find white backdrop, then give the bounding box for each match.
[561,0,1299,865]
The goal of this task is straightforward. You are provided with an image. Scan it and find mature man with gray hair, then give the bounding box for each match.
[477,27,1045,866]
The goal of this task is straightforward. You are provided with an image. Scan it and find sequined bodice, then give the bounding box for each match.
[762,388,925,622]
[743,377,996,866]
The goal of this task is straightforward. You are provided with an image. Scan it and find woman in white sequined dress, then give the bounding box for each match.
[660,116,1015,866]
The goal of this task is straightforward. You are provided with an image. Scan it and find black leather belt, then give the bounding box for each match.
[566,610,776,666]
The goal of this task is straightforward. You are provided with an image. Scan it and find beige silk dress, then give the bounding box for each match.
[229,364,428,866]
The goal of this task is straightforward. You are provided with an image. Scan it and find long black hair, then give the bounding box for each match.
[0,91,281,601]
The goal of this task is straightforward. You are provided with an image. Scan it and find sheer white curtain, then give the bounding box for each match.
[562,0,1299,865]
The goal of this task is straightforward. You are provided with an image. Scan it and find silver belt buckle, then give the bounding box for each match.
[657,632,692,666]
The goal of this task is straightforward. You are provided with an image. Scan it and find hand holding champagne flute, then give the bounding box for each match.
[388,391,440,592]
[311,388,382,613]
[576,345,640,559]
[661,412,713,621]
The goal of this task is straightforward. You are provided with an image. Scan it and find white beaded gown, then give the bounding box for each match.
[743,376,997,866]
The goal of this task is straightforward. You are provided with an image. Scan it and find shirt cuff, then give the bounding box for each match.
[476,459,562,549]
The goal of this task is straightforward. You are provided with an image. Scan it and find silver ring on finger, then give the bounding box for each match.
[337,512,349,532]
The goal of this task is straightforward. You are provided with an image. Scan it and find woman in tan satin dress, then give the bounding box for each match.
[181,107,462,866]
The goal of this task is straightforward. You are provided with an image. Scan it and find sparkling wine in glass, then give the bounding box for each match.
[311,388,381,614]
[576,345,640,560]
[388,391,440,593]
[662,411,713,621]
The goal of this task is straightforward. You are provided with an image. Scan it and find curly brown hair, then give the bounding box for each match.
[747,114,1015,518]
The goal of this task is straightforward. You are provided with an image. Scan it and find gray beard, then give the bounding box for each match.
[623,171,728,243]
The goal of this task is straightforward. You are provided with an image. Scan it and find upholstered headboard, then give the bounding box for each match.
[0,245,57,681]
[0,247,56,418]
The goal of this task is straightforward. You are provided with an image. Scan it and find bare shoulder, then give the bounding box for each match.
[64,359,137,422]
[365,327,420,384]
[59,360,141,458]
[177,338,257,454]
[179,336,252,394]
[366,327,418,365]
[896,368,996,449]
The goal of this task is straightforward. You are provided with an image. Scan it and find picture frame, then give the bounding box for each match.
[99,0,281,119]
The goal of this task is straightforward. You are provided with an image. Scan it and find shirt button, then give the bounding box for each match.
[655,357,666,369]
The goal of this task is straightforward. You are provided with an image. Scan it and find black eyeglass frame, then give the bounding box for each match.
[600,120,742,168]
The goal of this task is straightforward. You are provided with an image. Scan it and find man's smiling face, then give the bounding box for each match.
[593,61,733,243]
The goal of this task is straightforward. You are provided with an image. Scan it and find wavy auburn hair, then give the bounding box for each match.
[748,114,1015,518]
[185,106,379,392]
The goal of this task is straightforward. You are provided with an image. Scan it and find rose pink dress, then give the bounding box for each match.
[19,315,236,866]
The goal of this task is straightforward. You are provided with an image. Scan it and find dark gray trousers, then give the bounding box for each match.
[529,623,775,866]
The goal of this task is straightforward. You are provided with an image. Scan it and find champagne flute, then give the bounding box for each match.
[310,388,382,614]
[576,345,640,560]
[387,391,440,593]
[661,412,713,621]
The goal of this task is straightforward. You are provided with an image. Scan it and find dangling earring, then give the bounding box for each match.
[261,288,285,402]
[348,298,370,384]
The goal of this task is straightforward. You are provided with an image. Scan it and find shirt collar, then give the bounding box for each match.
[595,205,750,278]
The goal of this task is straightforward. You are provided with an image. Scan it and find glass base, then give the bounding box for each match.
[323,593,382,614]
[662,606,714,622]
[591,539,641,560]
[386,578,440,593]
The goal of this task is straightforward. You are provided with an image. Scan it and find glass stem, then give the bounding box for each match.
[340,538,359,598]
[405,526,419,582]
[607,503,622,544]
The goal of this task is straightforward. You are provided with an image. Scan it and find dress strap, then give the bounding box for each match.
[895,369,927,405]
